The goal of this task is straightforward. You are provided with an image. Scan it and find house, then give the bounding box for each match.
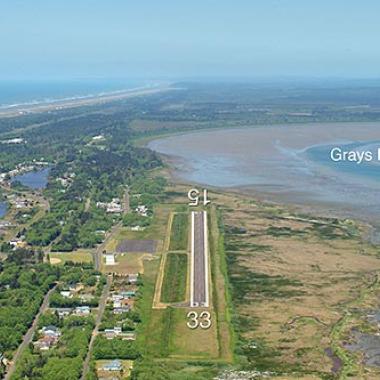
[96,201,107,209]
[68,282,81,291]
[113,299,122,308]
[130,225,145,231]
[57,177,72,187]
[33,339,50,351]
[13,198,29,209]
[111,293,123,301]
[34,336,57,351]
[74,306,90,316]
[60,290,72,298]
[41,325,61,337]
[1,138,25,144]
[34,325,61,351]
[9,239,26,249]
[97,198,123,213]
[122,332,137,341]
[120,290,136,298]
[135,205,148,217]
[105,254,115,265]
[127,274,139,285]
[0,221,12,229]
[92,134,105,141]
[113,305,131,314]
[102,360,122,372]
[54,308,72,318]
[104,326,123,339]
[106,199,123,213]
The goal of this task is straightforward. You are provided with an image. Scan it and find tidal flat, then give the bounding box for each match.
[148,122,380,233]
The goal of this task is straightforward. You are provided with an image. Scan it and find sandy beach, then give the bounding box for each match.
[0,86,174,118]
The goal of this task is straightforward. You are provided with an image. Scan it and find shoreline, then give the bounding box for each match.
[144,124,380,243]
[163,161,380,244]
[0,85,175,118]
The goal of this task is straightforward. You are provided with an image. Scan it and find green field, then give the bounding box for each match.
[169,213,188,251]
[49,250,93,264]
[161,252,188,303]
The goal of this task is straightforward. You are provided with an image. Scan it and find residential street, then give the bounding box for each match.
[4,284,57,380]
[80,274,112,379]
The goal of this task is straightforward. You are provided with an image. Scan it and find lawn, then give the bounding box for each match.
[111,252,148,275]
[49,249,93,264]
[168,307,219,359]
[160,252,188,303]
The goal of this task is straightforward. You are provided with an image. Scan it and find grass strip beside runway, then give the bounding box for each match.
[169,213,188,251]
[161,252,188,303]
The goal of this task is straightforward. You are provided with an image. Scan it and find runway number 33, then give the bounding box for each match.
[186,311,212,329]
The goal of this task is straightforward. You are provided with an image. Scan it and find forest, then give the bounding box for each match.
[0,249,58,358]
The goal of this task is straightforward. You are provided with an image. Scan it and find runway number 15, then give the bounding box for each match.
[186,311,212,330]
[188,188,210,206]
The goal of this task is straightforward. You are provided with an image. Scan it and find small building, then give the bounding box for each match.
[68,282,81,291]
[92,134,105,141]
[9,239,26,249]
[34,325,61,351]
[41,325,61,337]
[127,274,138,285]
[122,332,137,341]
[97,198,123,213]
[104,326,123,339]
[105,254,115,266]
[34,335,58,351]
[54,308,72,318]
[111,293,123,301]
[113,305,131,314]
[135,205,148,217]
[60,290,72,298]
[102,360,122,372]
[14,198,29,209]
[120,290,136,298]
[1,138,25,144]
[130,225,144,231]
[106,200,123,213]
[74,306,90,316]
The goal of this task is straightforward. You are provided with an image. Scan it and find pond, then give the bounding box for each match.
[11,167,50,190]
[0,201,7,218]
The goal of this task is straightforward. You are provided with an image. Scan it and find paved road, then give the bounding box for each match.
[81,274,112,380]
[94,223,121,271]
[4,284,57,380]
[191,211,209,307]
[123,188,130,214]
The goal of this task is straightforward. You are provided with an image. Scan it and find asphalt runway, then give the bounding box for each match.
[191,211,209,307]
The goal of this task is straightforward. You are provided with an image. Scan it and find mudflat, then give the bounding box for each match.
[148,122,380,228]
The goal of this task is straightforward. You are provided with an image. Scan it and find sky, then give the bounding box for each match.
[1,0,380,80]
